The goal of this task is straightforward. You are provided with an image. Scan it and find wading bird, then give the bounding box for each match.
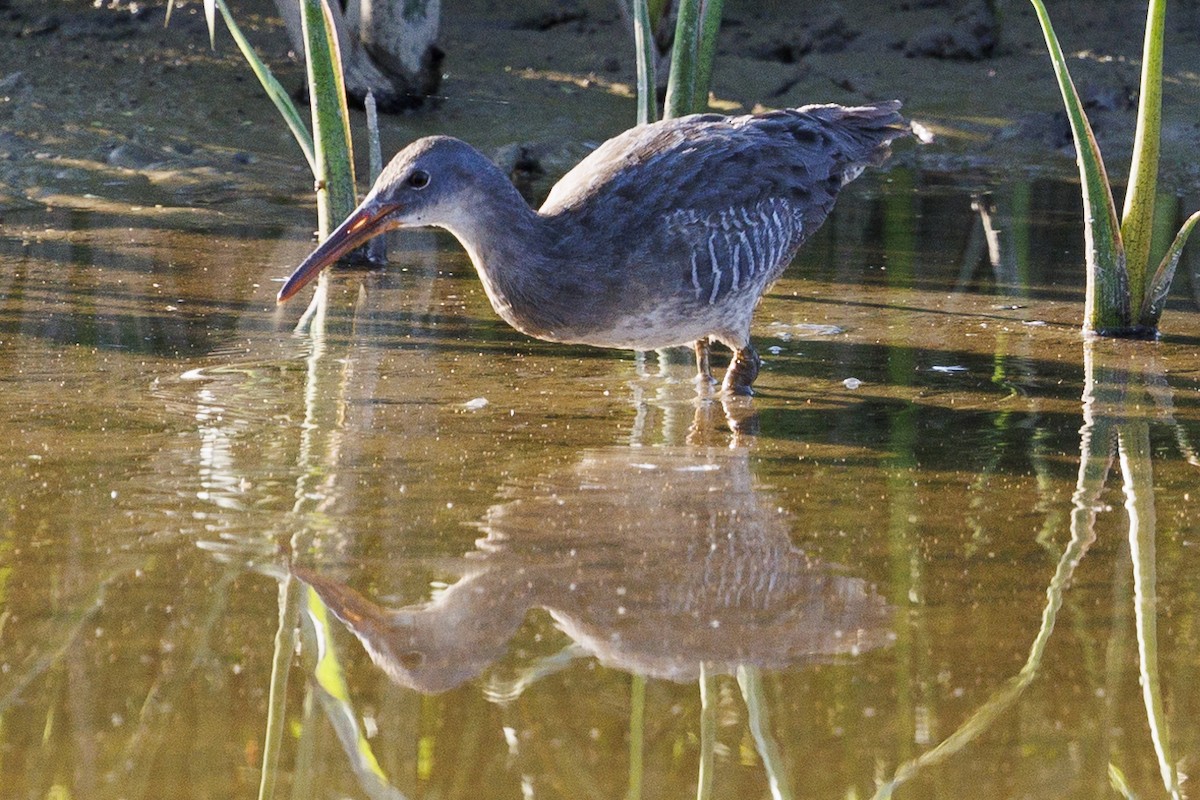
[278,102,908,395]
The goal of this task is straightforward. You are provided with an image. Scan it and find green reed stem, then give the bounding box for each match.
[663,0,722,119]
[691,0,723,112]
[632,0,657,125]
[1121,0,1166,308]
[1031,0,1197,334]
[1142,209,1200,324]
[300,0,357,238]
[1028,0,1128,333]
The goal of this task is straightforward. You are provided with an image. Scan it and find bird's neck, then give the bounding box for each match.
[440,173,568,339]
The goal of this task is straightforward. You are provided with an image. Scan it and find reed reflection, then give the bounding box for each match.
[294,446,892,694]
[874,339,1195,800]
[1077,340,1191,800]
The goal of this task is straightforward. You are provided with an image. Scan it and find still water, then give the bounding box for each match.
[1,164,1198,800]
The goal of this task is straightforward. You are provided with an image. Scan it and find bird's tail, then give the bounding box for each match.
[796,100,910,176]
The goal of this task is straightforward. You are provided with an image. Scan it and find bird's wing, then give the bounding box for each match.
[539,105,906,307]
[661,197,807,307]
[540,104,904,221]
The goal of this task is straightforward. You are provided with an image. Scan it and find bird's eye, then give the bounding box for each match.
[407,170,430,190]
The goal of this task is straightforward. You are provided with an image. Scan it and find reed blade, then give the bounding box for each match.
[1121,0,1166,314]
[691,0,724,112]
[301,0,358,237]
[663,0,700,120]
[663,0,722,119]
[203,0,216,48]
[1029,0,1129,333]
[632,0,658,125]
[1140,209,1200,325]
[365,91,388,264]
[213,0,316,174]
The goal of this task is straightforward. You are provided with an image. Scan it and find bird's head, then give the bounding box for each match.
[276,136,489,303]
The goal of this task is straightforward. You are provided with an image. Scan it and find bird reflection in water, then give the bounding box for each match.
[293,447,892,694]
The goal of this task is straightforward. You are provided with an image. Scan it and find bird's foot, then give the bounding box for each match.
[721,345,761,396]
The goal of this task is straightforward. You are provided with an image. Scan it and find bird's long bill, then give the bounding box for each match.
[276,202,391,303]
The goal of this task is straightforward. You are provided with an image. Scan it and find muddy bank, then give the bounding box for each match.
[2,0,1199,213]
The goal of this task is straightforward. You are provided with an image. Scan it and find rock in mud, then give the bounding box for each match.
[515,2,588,32]
[106,141,167,170]
[905,0,997,60]
[492,140,595,205]
[808,8,858,54]
[0,71,26,94]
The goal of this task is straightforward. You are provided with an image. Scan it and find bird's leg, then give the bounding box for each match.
[721,344,762,396]
[693,338,716,385]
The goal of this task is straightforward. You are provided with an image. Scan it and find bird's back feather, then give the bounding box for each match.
[540,101,907,221]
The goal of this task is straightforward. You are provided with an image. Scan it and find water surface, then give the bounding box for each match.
[1,167,1198,800]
